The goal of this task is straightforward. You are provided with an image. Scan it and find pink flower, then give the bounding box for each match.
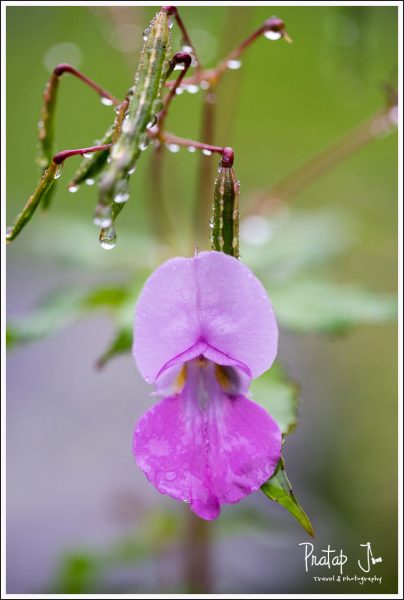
[133,251,281,520]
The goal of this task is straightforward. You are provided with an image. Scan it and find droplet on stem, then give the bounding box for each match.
[187,146,196,153]
[85,178,95,186]
[54,163,63,179]
[68,184,79,193]
[165,142,181,153]
[227,59,242,70]
[100,96,114,106]
[82,152,93,159]
[185,83,199,94]
[264,30,282,40]
[99,225,117,250]
[202,149,212,156]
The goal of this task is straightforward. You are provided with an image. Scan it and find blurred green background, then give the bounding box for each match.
[6,5,398,594]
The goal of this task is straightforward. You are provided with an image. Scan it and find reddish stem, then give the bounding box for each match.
[53,63,121,106]
[165,16,291,88]
[159,130,233,165]
[53,144,111,165]
[158,52,192,130]
[162,6,202,70]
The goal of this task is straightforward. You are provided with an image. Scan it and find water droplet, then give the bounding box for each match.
[200,80,210,90]
[202,149,212,156]
[168,16,174,29]
[147,115,157,128]
[165,142,180,153]
[187,146,196,153]
[165,471,177,481]
[114,190,129,204]
[264,30,282,40]
[152,98,163,114]
[99,225,117,250]
[174,63,185,71]
[122,118,134,134]
[68,184,79,193]
[82,151,93,159]
[93,205,112,228]
[54,163,63,179]
[227,59,242,70]
[183,499,190,504]
[128,165,136,175]
[100,96,114,106]
[185,83,199,94]
[175,87,184,95]
[107,156,112,163]
[85,178,95,186]
[139,135,150,151]
[142,27,150,41]
[181,44,193,53]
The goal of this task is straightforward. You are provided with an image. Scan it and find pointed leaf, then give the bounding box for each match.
[261,457,314,537]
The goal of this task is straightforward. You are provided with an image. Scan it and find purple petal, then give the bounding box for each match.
[134,251,277,382]
[134,364,281,520]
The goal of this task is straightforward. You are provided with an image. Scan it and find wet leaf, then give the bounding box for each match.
[269,279,397,334]
[261,457,314,537]
[250,362,299,436]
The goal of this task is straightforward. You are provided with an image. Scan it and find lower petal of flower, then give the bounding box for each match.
[134,361,282,520]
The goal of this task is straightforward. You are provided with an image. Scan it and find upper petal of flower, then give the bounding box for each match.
[133,251,278,383]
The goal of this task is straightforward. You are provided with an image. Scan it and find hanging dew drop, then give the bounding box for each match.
[142,27,150,41]
[187,146,196,153]
[175,87,184,95]
[99,226,117,250]
[146,115,157,128]
[85,178,95,186]
[128,165,136,175]
[68,184,79,193]
[202,149,212,156]
[165,142,180,153]
[54,163,63,179]
[114,191,130,204]
[264,30,282,40]
[139,135,150,151]
[181,44,193,53]
[200,80,210,90]
[100,96,114,106]
[227,59,242,70]
[174,63,185,71]
[185,84,199,94]
[82,152,93,159]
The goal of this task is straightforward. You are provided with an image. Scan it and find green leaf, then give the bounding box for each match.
[96,327,133,369]
[269,279,397,334]
[250,363,299,436]
[261,457,314,537]
[7,280,144,349]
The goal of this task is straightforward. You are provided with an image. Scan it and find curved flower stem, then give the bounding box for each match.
[6,144,111,242]
[164,16,291,89]
[158,52,192,132]
[162,5,202,71]
[53,144,112,164]
[183,511,212,593]
[249,100,398,215]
